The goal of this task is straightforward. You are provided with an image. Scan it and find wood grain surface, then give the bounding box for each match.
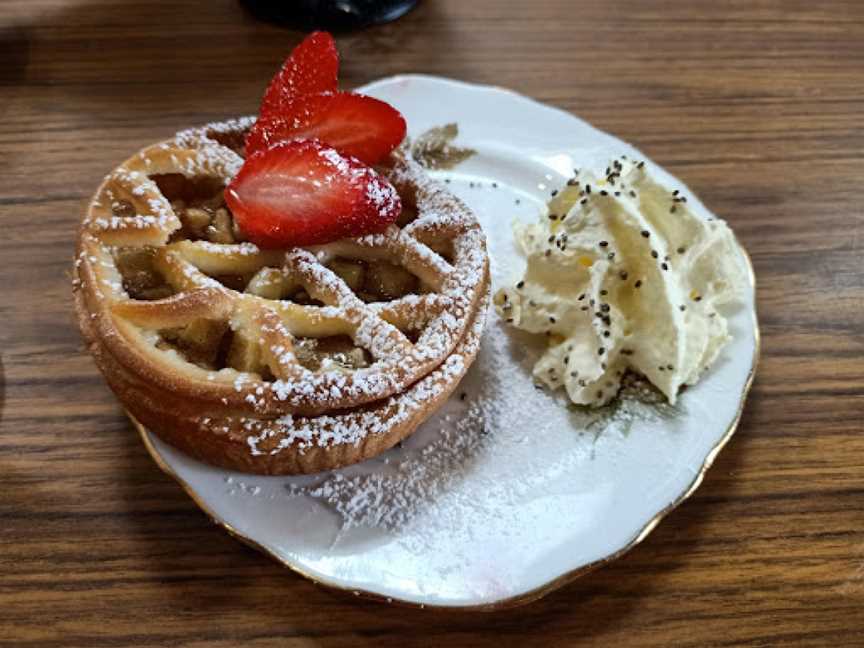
[2,0,863,645]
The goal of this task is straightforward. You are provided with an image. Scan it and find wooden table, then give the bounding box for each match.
[2,1,863,645]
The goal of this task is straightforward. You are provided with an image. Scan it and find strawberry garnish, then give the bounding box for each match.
[225,140,401,249]
[259,31,339,119]
[246,91,407,164]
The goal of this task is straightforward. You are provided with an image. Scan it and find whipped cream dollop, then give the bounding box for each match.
[494,158,747,407]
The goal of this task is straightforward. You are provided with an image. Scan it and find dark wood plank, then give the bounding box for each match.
[1,0,863,646]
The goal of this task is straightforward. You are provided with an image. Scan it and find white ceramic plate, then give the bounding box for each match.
[138,75,759,610]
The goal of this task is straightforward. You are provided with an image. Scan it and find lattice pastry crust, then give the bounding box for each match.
[74,118,489,474]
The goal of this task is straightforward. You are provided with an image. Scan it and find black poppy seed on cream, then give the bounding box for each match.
[599,240,609,248]
[517,281,524,289]
[651,250,659,258]
[662,263,669,271]
[635,280,642,288]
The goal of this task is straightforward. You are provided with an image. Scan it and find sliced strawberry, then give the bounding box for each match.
[225,140,401,249]
[246,91,407,165]
[259,31,339,119]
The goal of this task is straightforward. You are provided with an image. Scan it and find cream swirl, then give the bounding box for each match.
[495,158,747,407]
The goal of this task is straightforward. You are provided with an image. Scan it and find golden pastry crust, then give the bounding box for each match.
[76,277,488,475]
[73,118,489,474]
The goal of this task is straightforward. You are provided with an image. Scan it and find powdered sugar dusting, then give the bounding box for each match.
[271,321,681,539]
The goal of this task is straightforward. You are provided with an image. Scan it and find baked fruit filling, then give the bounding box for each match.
[112,172,425,375]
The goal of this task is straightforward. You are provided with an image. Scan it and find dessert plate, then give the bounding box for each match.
[137,75,759,609]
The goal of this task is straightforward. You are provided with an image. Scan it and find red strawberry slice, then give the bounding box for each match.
[259,31,339,119]
[246,91,407,165]
[225,140,401,249]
